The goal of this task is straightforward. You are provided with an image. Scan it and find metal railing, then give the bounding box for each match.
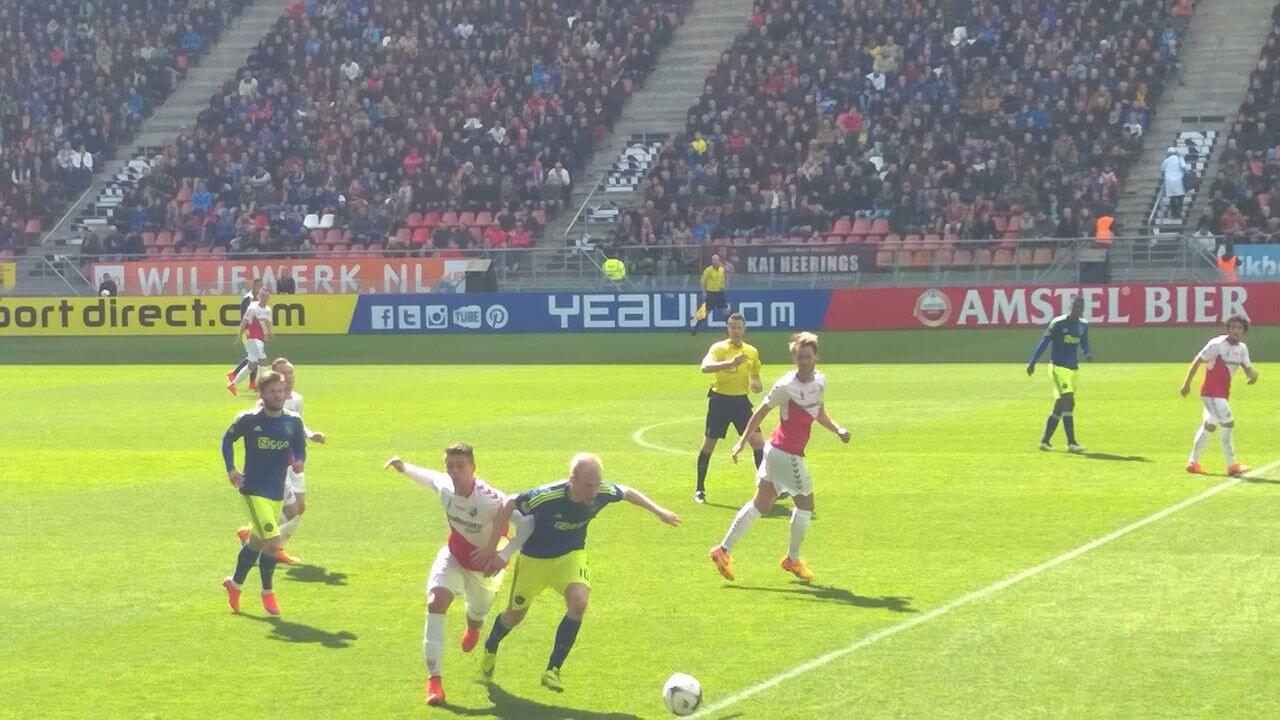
[0,234,1227,296]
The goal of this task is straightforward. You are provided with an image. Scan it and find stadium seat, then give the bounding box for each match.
[922,234,942,250]
[912,250,933,267]
[457,212,476,227]
[141,231,157,247]
[531,210,548,226]
[311,229,327,246]
[993,215,1008,234]
[1031,247,1052,267]
[394,227,412,246]
[324,228,343,246]
[467,226,483,244]
[901,234,922,251]
[869,218,889,235]
[851,217,871,236]
[832,217,851,234]
[993,248,1014,267]
[475,211,494,227]
[303,213,321,229]
[348,243,366,254]
[976,248,994,267]
[411,227,431,246]
[875,250,893,268]
[405,212,423,228]
[863,234,882,245]
[156,231,172,247]
[331,243,348,254]
[881,234,902,251]
[439,211,459,226]
[423,211,441,227]
[950,249,973,267]
[1015,248,1033,268]
[894,251,912,267]
[318,213,335,229]
[23,218,40,237]
[935,249,954,266]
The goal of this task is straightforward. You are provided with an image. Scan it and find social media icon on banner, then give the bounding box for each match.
[371,306,395,330]
[485,305,509,329]
[453,305,483,330]
[398,306,421,329]
[424,305,449,329]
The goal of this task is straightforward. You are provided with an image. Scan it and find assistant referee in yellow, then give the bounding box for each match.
[691,253,729,334]
[695,312,764,503]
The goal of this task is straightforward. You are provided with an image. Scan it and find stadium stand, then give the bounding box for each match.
[97,0,690,259]
[1198,4,1280,244]
[0,0,246,253]
[611,0,1189,271]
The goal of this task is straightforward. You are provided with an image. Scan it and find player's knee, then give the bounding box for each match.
[262,535,284,554]
[1060,394,1075,412]
[1223,421,1234,429]
[294,496,307,514]
[700,437,718,453]
[426,589,454,613]
[503,607,528,627]
[565,590,590,618]
[1203,422,1217,432]
[794,494,815,512]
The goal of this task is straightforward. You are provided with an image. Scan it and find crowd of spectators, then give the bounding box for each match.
[1194,3,1280,247]
[611,0,1190,268]
[101,0,688,260]
[0,0,244,254]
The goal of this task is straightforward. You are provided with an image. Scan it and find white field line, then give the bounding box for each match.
[689,459,1280,718]
[631,418,699,455]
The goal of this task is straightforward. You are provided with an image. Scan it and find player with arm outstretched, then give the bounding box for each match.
[384,445,533,706]
[695,312,765,504]
[220,371,306,617]
[1027,294,1091,453]
[474,453,679,692]
[227,287,273,396]
[709,332,851,583]
[1181,315,1258,476]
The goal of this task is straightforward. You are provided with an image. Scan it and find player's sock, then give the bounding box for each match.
[753,447,764,469]
[787,509,813,563]
[1061,412,1076,445]
[1219,426,1236,466]
[258,552,279,591]
[696,451,711,493]
[232,544,259,585]
[1041,413,1060,443]
[485,615,513,653]
[249,366,258,385]
[721,503,761,552]
[230,359,248,375]
[1190,426,1211,461]
[279,514,301,540]
[424,612,446,677]
[546,615,581,670]
[232,363,252,386]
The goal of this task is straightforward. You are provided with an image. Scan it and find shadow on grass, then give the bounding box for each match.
[1073,452,1151,462]
[438,682,642,719]
[241,613,358,649]
[285,565,349,586]
[724,583,916,613]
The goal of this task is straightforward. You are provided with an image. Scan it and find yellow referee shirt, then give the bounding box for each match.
[701,265,725,292]
[707,339,761,396]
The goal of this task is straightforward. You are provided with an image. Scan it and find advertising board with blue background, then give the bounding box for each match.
[349,291,834,333]
[1234,245,1280,281]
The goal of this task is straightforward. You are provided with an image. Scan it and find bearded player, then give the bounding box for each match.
[709,332,850,583]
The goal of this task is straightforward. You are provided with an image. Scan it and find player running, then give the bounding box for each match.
[475,453,679,691]
[709,332,850,583]
[696,312,765,504]
[227,286,272,396]
[221,371,306,617]
[226,280,263,392]
[235,357,325,564]
[1181,315,1258,476]
[384,446,533,706]
[1027,295,1091,453]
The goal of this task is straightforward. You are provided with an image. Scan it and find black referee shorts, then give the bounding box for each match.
[704,291,728,313]
[705,390,753,439]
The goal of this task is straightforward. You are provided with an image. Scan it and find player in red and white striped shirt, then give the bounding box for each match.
[1180,315,1259,476]
[709,332,851,582]
[385,445,532,706]
[228,288,273,396]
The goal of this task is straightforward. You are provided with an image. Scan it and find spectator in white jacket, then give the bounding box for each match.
[1162,147,1190,218]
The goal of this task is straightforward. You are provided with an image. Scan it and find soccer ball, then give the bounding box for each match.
[602,258,627,281]
[663,673,702,716]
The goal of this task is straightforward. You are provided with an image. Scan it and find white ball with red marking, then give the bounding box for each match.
[663,673,702,716]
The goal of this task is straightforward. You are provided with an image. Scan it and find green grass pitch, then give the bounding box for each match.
[4,335,1280,718]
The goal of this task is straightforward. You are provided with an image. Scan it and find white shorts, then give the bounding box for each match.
[757,444,813,497]
[245,338,266,363]
[427,545,503,622]
[1202,397,1234,426]
[283,469,305,504]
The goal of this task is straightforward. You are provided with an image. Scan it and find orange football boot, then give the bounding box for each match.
[426,676,446,706]
[222,578,242,612]
[709,546,735,581]
[780,556,814,581]
[261,591,281,616]
[235,526,251,544]
[1185,461,1207,474]
[460,627,480,653]
[1228,463,1252,477]
[274,548,302,565]
[226,383,238,396]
